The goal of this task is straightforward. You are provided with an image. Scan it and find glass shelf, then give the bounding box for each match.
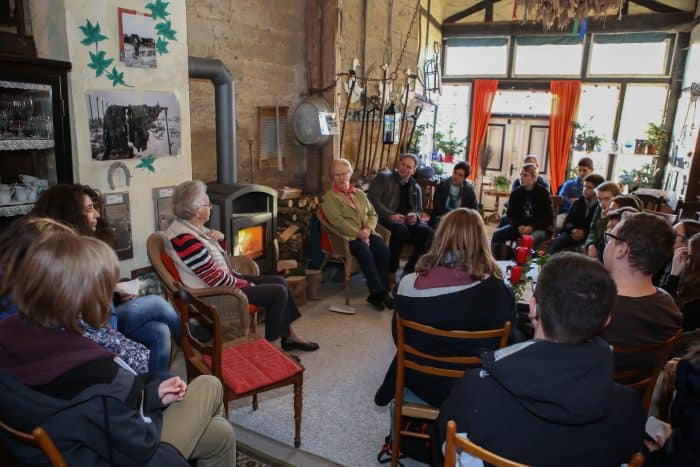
[0,138,54,150]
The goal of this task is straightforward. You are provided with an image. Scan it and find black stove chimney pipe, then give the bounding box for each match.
[188,56,237,185]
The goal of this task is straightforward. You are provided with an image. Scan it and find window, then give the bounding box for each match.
[617,84,669,154]
[491,90,552,117]
[435,84,471,158]
[589,33,673,76]
[572,84,621,176]
[513,36,583,76]
[444,37,509,76]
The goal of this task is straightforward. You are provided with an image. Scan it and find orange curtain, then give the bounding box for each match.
[548,80,581,194]
[467,80,499,180]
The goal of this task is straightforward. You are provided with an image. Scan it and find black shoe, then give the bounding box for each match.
[281,337,320,352]
[382,293,395,309]
[374,382,394,407]
[366,294,385,311]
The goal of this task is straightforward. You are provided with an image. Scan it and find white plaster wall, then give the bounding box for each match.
[684,24,700,88]
[32,0,192,275]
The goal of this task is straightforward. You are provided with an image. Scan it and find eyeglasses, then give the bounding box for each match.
[604,231,625,245]
[333,171,349,177]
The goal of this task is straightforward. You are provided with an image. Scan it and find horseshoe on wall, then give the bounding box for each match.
[108,161,132,190]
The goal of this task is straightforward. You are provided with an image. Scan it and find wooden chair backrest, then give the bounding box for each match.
[613,330,682,412]
[551,195,563,215]
[146,232,179,299]
[0,419,67,467]
[175,285,223,379]
[444,420,528,467]
[397,316,511,378]
[634,193,664,212]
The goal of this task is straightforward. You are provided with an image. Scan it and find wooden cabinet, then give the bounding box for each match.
[0,53,72,221]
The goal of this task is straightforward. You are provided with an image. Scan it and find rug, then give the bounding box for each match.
[236,443,295,467]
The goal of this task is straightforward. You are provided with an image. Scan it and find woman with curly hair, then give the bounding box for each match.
[32,184,180,374]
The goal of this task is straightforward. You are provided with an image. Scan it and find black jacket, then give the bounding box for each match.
[437,337,644,467]
[377,274,515,407]
[563,196,598,235]
[368,170,423,224]
[506,183,554,232]
[430,180,477,227]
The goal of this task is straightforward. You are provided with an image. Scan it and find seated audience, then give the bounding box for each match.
[0,216,150,374]
[33,184,180,373]
[558,156,594,214]
[660,232,700,331]
[429,161,477,228]
[0,234,235,466]
[320,158,392,311]
[368,153,434,281]
[438,253,644,466]
[165,180,318,351]
[548,173,604,254]
[644,345,700,466]
[584,181,621,261]
[602,213,683,372]
[374,208,514,408]
[605,206,639,231]
[491,163,554,259]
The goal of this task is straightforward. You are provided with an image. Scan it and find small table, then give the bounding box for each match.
[483,189,510,222]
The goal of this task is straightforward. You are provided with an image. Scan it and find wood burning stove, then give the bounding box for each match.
[207,182,277,274]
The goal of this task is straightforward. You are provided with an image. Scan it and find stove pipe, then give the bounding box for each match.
[188,56,237,184]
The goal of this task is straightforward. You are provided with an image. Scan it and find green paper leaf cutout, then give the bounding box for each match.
[79,19,108,46]
[105,67,133,87]
[136,156,156,173]
[88,50,113,77]
[155,21,177,41]
[145,0,170,21]
[155,37,169,55]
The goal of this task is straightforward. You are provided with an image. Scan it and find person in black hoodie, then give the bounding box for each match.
[0,234,235,467]
[491,163,554,259]
[437,252,644,467]
[548,173,605,254]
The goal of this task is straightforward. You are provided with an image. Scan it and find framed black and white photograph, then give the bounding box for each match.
[152,186,174,231]
[118,8,157,69]
[86,89,180,160]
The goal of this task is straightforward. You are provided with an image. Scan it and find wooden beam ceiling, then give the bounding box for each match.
[444,0,503,24]
[442,11,696,36]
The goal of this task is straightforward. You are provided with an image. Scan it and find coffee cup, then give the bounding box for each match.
[13,185,32,203]
[0,186,12,204]
[19,174,41,187]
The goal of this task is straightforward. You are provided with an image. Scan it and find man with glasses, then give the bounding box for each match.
[584,181,621,261]
[368,153,434,284]
[602,212,682,372]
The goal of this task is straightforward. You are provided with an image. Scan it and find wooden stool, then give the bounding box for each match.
[287,275,307,306]
[306,269,322,300]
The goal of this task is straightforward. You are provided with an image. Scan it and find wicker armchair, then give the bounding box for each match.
[146,232,259,337]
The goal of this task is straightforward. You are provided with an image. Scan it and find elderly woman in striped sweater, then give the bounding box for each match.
[164,180,318,352]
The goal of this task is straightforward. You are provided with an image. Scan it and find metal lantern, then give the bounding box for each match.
[383,102,400,145]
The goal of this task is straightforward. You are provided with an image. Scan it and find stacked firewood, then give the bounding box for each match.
[276,192,320,261]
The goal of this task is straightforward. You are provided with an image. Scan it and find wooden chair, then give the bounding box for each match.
[176,286,305,447]
[613,330,682,413]
[633,192,665,212]
[147,232,259,336]
[444,420,528,467]
[0,418,67,467]
[317,208,391,305]
[391,315,512,467]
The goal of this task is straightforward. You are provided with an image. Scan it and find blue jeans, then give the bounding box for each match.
[114,295,180,375]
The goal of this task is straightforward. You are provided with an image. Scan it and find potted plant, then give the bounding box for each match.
[434,123,466,163]
[573,122,604,152]
[493,175,510,192]
[618,163,656,191]
[645,122,669,155]
[409,122,431,154]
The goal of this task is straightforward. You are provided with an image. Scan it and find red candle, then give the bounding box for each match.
[522,235,534,250]
[510,265,522,284]
[515,246,528,265]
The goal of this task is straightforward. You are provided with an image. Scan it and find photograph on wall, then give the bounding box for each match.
[86,89,181,160]
[118,8,157,69]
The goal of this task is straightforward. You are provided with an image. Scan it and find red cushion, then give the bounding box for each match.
[317,208,332,253]
[202,338,302,394]
[160,252,181,282]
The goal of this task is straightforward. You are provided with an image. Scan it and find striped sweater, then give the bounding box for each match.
[165,218,245,289]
